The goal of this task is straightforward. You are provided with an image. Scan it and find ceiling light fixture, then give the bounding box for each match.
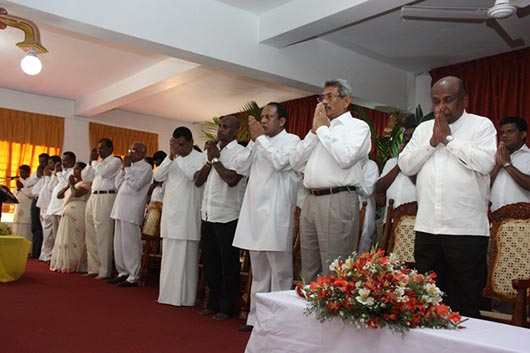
[0,7,48,76]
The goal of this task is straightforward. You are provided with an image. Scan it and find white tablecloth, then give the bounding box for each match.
[245,290,530,353]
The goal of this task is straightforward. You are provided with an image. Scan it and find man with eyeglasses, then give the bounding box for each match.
[290,79,371,282]
[109,142,153,287]
[85,138,122,279]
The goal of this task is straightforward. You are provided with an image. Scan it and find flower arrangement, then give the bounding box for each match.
[0,222,12,235]
[296,249,464,333]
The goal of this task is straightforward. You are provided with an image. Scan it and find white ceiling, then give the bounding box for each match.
[0,0,529,123]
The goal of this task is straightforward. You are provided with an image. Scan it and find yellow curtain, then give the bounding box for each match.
[89,122,158,157]
[0,108,64,215]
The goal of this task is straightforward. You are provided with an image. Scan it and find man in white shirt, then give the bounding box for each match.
[34,155,61,262]
[25,153,49,259]
[375,124,417,222]
[155,128,204,306]
[109,142,153,287]
[194,115,247,321]
[357,159,379,253]
[85,138,122,279]
[290,79,371,282]
[398,76,497,318]
[46,151,76,252]
[13,165,33,242]
[233,102,300,331]
[490,117,530,211]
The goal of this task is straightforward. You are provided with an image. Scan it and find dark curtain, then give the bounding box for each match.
[429,47,530,129]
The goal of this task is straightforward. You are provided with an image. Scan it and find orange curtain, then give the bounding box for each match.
[0,107,64,214]
[89,122,158,157]
[430,47,530,129]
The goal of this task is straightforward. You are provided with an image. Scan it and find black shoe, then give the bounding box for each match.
[118,281,138,287]
[239,325,253,332]
[107,275,128,284]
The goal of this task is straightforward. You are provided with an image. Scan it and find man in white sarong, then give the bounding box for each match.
[155,127,204,305]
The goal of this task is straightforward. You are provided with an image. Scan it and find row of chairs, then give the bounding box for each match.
[382,200,530,328]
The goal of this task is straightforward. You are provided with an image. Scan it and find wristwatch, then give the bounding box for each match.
[445,135,454,144]
[503,161,513,168]
[212,157,220,164]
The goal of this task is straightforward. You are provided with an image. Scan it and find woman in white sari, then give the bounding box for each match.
[50,162,93,273]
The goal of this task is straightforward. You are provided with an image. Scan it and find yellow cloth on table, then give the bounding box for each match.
[0,235,31,283]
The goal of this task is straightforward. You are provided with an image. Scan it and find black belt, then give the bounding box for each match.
[92,190,116,195]
[308,186,356,196]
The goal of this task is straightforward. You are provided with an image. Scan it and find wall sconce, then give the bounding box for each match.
[0,7,48,76]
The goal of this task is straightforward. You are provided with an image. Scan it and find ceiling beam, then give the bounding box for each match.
[75,59,211,116]
[259,0,412,48]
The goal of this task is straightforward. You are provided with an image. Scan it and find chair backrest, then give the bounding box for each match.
[381,200,417,264]
[484,202,530,302]
[142,202,163,237]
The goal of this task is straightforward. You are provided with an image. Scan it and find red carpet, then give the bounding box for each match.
[0,260,251,353]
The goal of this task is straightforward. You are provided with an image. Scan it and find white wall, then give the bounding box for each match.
[412,72,433,117]
[0,87,207,162]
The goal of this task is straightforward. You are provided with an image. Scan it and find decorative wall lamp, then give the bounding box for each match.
[0,7,48,75]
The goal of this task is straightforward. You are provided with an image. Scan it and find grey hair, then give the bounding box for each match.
[133,142,147,153]
[324,79,352,98]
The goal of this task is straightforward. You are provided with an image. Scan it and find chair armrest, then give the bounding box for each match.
[512,278,530,290]
[511,278,530,328]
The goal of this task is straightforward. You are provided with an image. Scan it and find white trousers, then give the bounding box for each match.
[158,238,199,307]
[85,194,115,277]
[113,219,142,283]
[38,208,55,261]
[247,250,293,326]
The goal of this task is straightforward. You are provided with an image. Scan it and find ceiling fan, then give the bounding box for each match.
[400,0,530,47]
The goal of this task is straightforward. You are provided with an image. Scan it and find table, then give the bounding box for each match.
[0,235,31,282]
[245,291,530,353]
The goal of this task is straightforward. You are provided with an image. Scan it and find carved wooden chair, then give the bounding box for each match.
[380,200,417,265]
[138,202,163,287]
[480,202,530,328]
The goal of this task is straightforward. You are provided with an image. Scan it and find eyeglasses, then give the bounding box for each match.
[128,149,137,153]
[317,93,343,103]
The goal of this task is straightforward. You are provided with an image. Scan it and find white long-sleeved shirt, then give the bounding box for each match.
[290,111,371,189]
[35,176,53,209]
[379,157,417,221]
[110,159,153,225]
[490,144,530,211]
[153,151,204,240]
[46,168,74,216]
[201,140,247,223]
[398,111,496,236]
[233,130,300,251]
[88,154,122,192]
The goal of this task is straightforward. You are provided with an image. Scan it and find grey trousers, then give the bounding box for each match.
[300,191,359,282]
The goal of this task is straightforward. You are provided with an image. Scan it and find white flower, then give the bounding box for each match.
[356,288,375,306]
[343,257,354,271]
[329,258,341,273]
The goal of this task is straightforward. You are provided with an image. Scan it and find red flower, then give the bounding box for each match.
[326,301,341,313]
